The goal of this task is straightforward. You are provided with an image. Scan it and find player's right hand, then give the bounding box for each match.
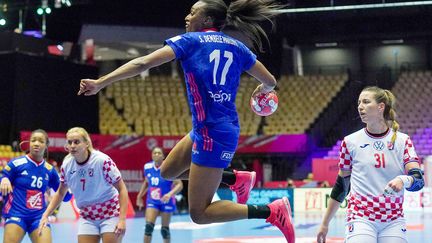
[0,177,13,196]
[317,224,329,243]
[38,216,49,236]
[251,84,274,97]
[136,197,144,211]
[78,78,103,96]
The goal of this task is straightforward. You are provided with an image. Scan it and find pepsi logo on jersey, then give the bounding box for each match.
[208,90,232,103]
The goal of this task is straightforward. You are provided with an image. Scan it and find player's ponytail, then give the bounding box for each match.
[226,0,284,52]
[200,0,284,52]
[384,90,399,145]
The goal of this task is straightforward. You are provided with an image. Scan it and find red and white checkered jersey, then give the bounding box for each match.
[339,128,419,222]
[80,196,120,220]
[60,150,122,211]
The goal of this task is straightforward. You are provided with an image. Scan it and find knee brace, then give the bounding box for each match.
[144,222,155,236]
[161,226,170,239]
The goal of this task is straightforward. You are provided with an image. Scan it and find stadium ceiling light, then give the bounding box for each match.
[37,7,44,15]
[315,42,338,47]
[276,1,432,13]
[0,18,6,26]
[382,39,404,44]
[62,0,72,7]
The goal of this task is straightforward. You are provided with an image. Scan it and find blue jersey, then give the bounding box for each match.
[144,162,174,205]
[165,30,257,128]
[2,155,60,220]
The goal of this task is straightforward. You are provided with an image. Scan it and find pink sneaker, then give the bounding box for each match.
[266,197,295,243]
[229,170,256,204]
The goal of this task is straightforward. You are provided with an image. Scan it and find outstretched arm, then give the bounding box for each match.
[78,45,176,96]
[246,60,277,95]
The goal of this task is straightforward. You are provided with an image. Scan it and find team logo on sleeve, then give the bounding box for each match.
[26,190,43,209]
[5,165,11,171]
[373,141,385,151]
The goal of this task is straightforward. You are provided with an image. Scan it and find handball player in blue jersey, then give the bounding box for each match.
[136,147,183,243]
[0,129,70,243]
[79,0,294,241]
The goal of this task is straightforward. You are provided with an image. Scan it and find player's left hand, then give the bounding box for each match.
[383,177,404,196]
[37,216,49,236]
[161,194,171,203]
[114,219,126,236]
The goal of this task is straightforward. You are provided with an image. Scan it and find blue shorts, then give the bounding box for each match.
[146,200,176,213]
[5,216,50,234]
[189,123,239,168]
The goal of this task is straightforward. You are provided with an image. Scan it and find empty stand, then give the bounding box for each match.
[0,145,24,160]
[263,74,348,135]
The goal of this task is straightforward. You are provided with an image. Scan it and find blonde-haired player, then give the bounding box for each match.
[317,86,423,243]
[38,127,129,243]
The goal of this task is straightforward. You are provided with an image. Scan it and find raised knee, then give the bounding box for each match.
[189,210,210,224]
[160,161,179,180]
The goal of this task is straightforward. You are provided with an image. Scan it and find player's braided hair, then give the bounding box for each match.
[199,0,284,52]
[363,86,399,145]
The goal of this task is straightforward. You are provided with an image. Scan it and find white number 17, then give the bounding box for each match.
[209,49,233,86]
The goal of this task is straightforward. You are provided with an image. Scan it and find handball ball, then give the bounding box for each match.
[250,91,278,116]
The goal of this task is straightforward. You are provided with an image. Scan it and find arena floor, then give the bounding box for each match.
[1,211,430,243]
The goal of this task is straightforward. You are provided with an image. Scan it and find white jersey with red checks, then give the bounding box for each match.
[339,128,419,223]
[60,150,122,220]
